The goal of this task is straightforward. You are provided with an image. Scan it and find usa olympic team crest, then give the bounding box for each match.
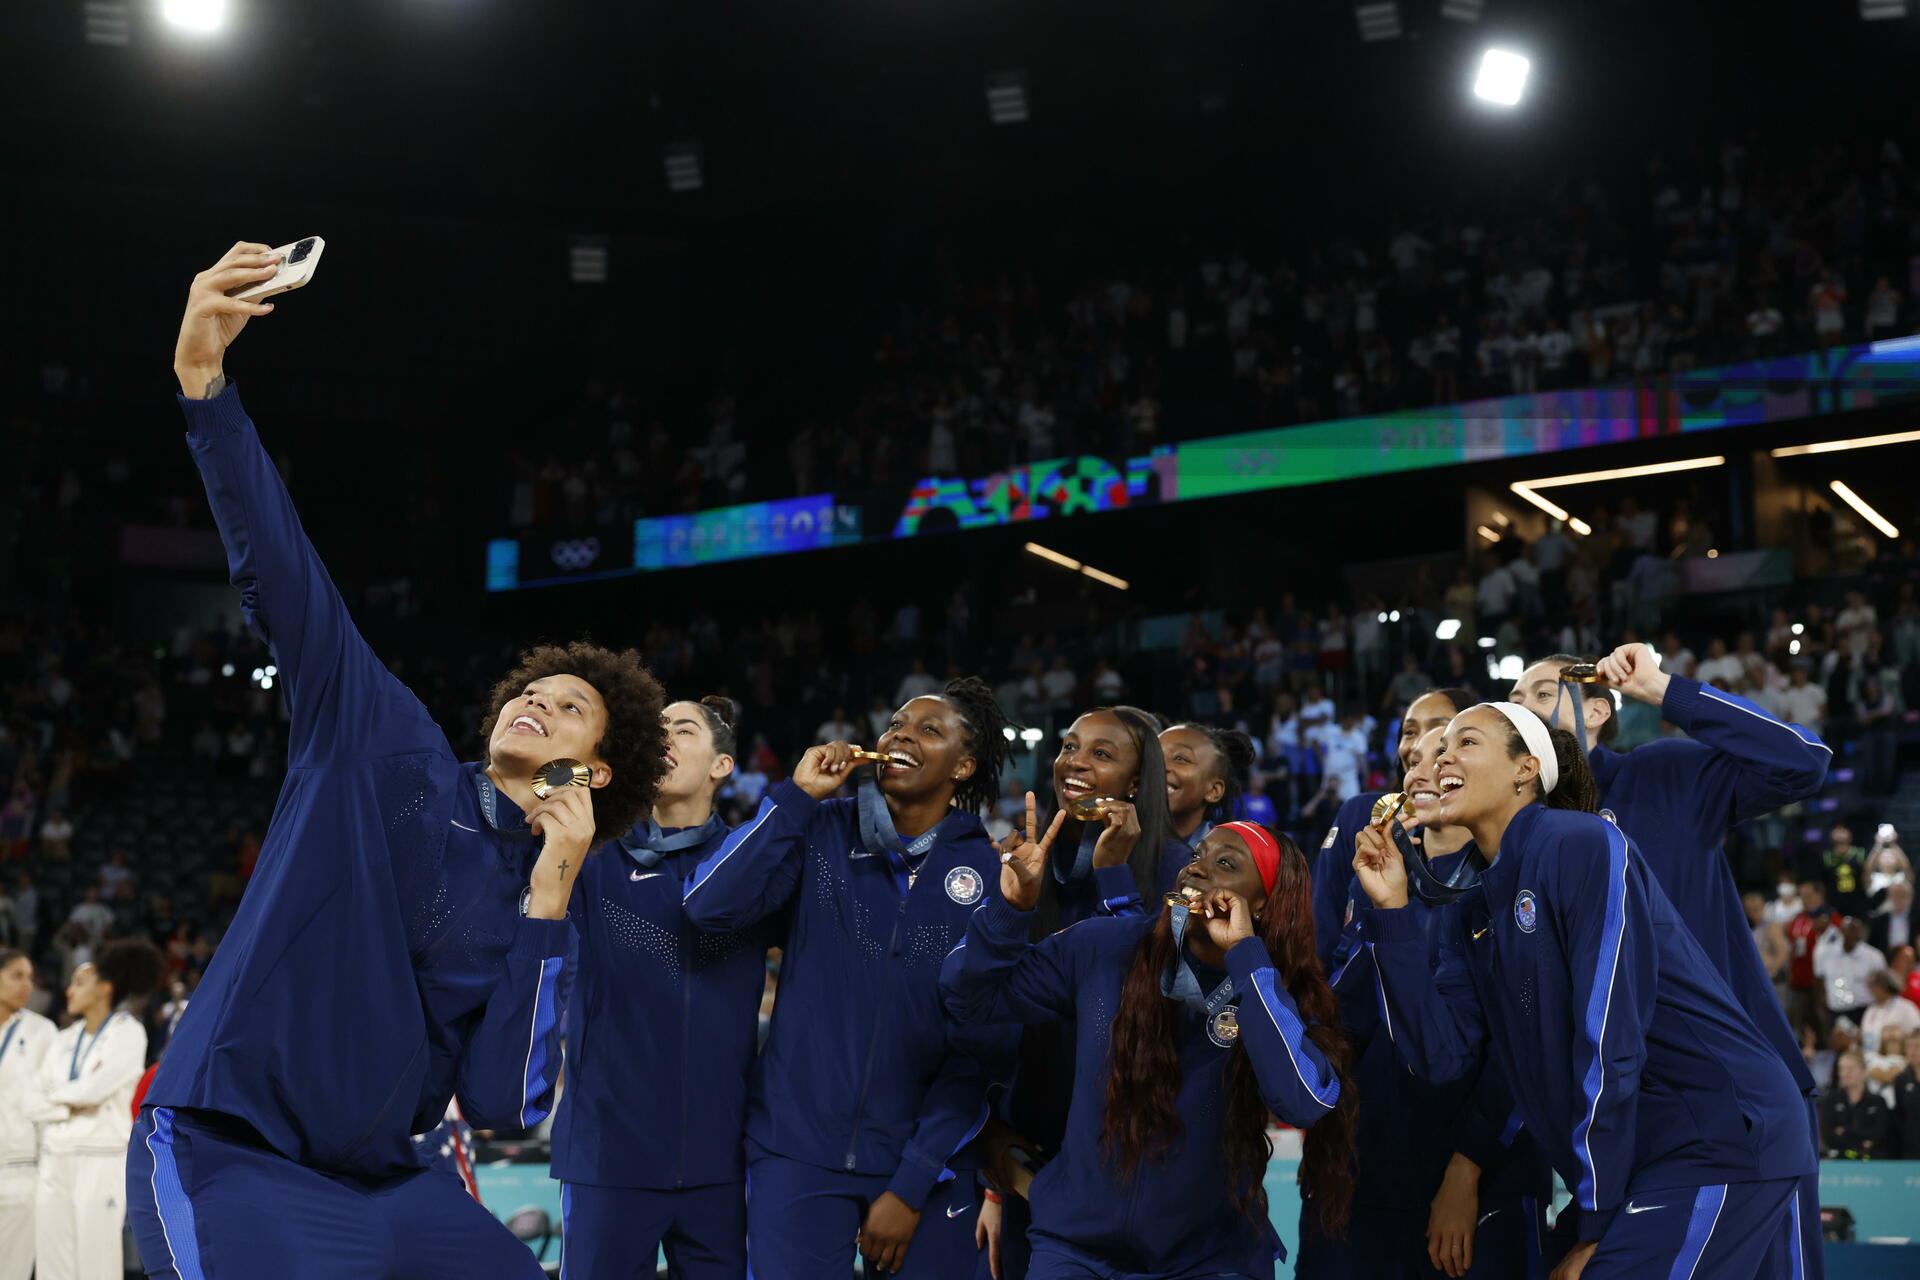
[1514,889,1539,933]
[945,865,984,906]
[1208,1007,1241,1048]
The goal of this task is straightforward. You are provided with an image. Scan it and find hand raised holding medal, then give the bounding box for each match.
[523,758,595,920]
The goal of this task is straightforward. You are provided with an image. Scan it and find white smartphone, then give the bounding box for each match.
[228,237,325,302]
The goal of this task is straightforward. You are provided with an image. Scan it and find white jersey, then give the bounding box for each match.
[28,1011,147,1156]
[0,1009,57,1165]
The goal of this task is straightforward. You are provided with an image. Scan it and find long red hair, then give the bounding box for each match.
[1101,831,1358,1235]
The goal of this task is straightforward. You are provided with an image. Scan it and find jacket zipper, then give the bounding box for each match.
[676,923,692,1188]
[844,898,908,1170]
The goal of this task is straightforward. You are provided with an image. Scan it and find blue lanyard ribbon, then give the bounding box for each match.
[855,770,947,898]
[1185,820,1214,853]
[472,770,538,843]
[1053,824,1102,885]
[0,1015,18,1066]
[620,814,729,869]
[69,1011,121,1081]
[1161,904,1239,1019]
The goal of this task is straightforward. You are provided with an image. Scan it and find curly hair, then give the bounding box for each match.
[938,676,1015,815]
[94,938,166,1005]
[482,641,669,843]
[1102,829,1357,1234]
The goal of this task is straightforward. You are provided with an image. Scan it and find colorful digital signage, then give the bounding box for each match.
[488,337,1920,588]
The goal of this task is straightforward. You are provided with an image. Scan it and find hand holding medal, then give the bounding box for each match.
[523,758,595,920]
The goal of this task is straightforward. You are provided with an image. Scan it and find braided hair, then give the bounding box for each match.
[693,695,741,760]
[940,676,1016,816]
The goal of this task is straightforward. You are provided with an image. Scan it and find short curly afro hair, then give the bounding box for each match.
[482,640,670,843]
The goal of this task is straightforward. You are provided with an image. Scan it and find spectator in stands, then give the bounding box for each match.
[1802,1023,1835,1093]
[1855,678,1899,794]
[1867,1027,1908,1105]
[892,658,939,708]
[1382,654,1429,711]
[1866,827,1911,898]
[1821,824,1871,918]
[1696,637,1743,689]
[65,889,111,947]
[1088,658,1124,703]
[98,849,131,896]
[1822,1050,1891,1158]
[1041,656,1079,718]
[1892,944,1920,1008]
[1866,276,1904,341]
[1786,877,1834,1037]
[1862,970,1920,1054]
[38,811,72,863]
[1818,917,1888,1026]
[1474,556,1516,636]
[1747,890,1791,1008]
[9,877,36,960]
[1892,1034,1920,1158]
[1779,662,1828,737]
[814,705,858,747]
[1873,881,1916,957]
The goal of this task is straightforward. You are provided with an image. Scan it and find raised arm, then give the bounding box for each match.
[681,784,814,930]
[1351,822,1488,1084]
[451,916,577,1131]
[939,897,1085,1026]
[1224,937,1344,1127]
[171,245,430,766]
[1597,646,1830,822]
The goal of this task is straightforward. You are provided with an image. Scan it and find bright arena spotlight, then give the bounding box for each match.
[161,0,227,34]
[1473,47,1530,107]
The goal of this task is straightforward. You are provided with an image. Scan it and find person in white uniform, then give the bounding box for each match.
[25,939,161,1280]
[0,949,56,1280]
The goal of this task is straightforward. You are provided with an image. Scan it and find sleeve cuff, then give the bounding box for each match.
[767,778,823,816]
[1224,935,1272,987]
[1359,903,1427,945]
[1452,1132,1506,1173]
[176,381,252,439]
[978,895,1036,940]
[884,1155,943,1210]
[1092,863,1141,911]
[1660,674,1703,728]
[1577,1206,1618,1243]
[510,914,576,960]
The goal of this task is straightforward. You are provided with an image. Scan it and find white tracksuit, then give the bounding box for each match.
[0,1008,57,1280]
[26,1010,147,1280]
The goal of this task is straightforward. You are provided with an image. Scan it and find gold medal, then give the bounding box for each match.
[847,749,890,764]
[531,758,592,799]
[1068,794,1120,822]
[1561,662,1602,683]
[1370,791,1413,829]
[1164,884,1203,909]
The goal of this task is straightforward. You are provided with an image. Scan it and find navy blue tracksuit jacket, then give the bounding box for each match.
[1357,805,1813,1246]
[1586,674,1827,1098]
[681,781,1016,1209]
[144,387,574,1178]
[551,821,770,1190]
[942,900,1343,1278]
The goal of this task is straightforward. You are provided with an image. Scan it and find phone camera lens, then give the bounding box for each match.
[289,239,314,264]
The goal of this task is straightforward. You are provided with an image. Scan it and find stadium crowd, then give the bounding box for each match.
[512,129,1920,525]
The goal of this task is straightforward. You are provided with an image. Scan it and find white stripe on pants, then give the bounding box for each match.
[35,1150,126,1280]
[0,1162,35,1280]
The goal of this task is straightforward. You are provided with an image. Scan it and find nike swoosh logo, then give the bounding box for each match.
[450,819,480,832]
[946,1203,974,1218]
[1623,1202,1667,1214]
[1477,1209,1502,1227]
[630,871,664,882]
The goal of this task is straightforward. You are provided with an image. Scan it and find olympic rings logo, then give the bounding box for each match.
[549,538,602,571]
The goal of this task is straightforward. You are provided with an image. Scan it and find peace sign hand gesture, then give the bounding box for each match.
[997,792,1065,911]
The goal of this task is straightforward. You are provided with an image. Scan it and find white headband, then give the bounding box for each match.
[1480,702,1559,796]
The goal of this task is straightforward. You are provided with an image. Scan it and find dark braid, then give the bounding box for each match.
[1543,727,1601,813]
[941,676,1015,815]
[1167,722,1255,823]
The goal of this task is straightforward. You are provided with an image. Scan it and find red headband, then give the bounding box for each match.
[1216,821,1282,894]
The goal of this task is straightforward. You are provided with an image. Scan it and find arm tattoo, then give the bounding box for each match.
[557,859,572,878]
[202,373,228,400]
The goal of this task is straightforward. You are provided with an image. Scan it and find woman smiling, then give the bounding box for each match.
[1351,704,1814,1279]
